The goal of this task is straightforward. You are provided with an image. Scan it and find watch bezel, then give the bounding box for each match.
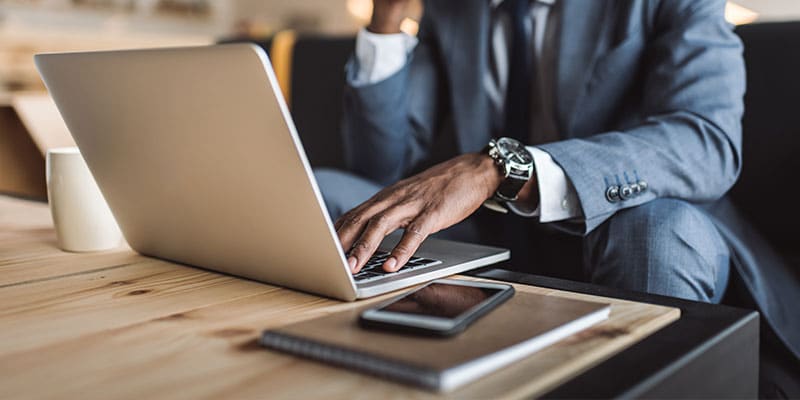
[496,137,533,163]
[485,137,534,203]
[490,138,534,179]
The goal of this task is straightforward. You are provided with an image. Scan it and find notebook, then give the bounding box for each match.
[260,288,610,391]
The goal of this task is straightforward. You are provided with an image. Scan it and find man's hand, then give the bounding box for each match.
[335,153,503,274]
[368,0,412,34]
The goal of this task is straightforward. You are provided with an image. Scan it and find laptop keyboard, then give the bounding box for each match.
[352,250,442,283]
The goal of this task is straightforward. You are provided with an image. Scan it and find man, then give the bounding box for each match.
[315,0,799,386]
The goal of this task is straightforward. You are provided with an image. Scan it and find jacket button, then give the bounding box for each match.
[631,183,641,195]
[620,185,633,200]
[606,186,620,203]
[638,180,648,192]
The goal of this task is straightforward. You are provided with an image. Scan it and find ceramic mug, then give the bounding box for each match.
[46,147,122,252]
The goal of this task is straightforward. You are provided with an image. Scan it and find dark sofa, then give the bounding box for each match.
[226,21,800,395]
[730,23,800,264]
[730,22,800,397]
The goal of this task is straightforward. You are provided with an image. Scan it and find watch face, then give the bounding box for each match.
[496,138,533,164]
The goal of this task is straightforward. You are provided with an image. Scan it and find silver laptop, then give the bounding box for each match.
[35,44,509,300]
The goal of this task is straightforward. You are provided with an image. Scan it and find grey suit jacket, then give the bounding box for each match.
[342,0,799,361]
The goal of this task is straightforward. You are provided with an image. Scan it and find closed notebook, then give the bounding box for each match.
[260,288,610,391]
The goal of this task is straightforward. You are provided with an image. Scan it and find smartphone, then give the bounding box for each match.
[358,279,515,337]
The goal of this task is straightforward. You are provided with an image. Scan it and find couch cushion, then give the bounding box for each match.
[731,22,800,253]
[290,36,354,170]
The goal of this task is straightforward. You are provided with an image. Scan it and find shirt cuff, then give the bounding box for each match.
[352,28,418,86]
[508,146,582,222]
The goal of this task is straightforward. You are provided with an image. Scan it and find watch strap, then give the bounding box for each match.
[482,137,535,210]
[495,174,527,201]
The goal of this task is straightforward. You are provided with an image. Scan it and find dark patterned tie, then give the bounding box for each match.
[496,0,535,273]
[503,0,533,143]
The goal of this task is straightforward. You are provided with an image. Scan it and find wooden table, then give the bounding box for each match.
[0,195,756,398]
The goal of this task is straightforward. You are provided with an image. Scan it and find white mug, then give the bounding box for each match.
[46,147,123,252]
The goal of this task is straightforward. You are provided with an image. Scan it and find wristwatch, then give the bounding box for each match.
[483,137,535,212]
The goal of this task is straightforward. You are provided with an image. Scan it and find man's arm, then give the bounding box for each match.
[337,0,743,272]
[337,152,507,273]
[351,29,417,86]
[538,0,744,234]
[342,1,442,185]
[507,146,582,223]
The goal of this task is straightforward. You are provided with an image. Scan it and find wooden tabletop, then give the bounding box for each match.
[0,195,680,399]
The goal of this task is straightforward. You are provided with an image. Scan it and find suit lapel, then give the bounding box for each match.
[555,0,612,136]
[438,0,491,153]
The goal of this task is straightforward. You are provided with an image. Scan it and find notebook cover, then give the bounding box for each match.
[260,289,610,391]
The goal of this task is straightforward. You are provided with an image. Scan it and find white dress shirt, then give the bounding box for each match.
[351,0,581,223]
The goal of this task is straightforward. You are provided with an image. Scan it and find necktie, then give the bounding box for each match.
[496,0,534,273]
[502,0,533,143]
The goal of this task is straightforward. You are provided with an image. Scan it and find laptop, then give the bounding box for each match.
[34,44,509,301]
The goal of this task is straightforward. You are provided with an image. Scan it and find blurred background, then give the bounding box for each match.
[0,0,794,99]
[0,0,425,99]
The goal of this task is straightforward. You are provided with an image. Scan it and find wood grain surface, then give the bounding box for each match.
[0,195,680,399]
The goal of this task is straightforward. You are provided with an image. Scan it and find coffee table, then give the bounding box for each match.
[472,268,759,398]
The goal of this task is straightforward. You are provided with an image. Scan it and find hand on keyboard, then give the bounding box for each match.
[350,250,441,282]
[333,154,510,274]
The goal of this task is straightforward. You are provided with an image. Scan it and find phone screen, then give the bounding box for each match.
[378,282,503,319]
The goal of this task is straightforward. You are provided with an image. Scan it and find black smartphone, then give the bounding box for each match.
[358,279,515,337]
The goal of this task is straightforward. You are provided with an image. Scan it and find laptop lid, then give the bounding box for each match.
[36,44,360,300]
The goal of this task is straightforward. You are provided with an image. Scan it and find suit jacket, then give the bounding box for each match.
[342,0,799,362]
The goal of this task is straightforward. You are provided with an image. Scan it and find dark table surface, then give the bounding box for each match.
[471,268,760,398]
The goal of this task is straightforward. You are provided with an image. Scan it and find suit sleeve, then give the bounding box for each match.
[342,13,443,185]
[539,0,745,235]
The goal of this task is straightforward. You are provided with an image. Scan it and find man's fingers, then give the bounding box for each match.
[334,199,372,232]
[336,210,368,251]
[384,219,431,272]
[348,212,402,273]
[335,192,397,250]
[336,202,390,252]
[334,205,364,231]
[348,201,422,273]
